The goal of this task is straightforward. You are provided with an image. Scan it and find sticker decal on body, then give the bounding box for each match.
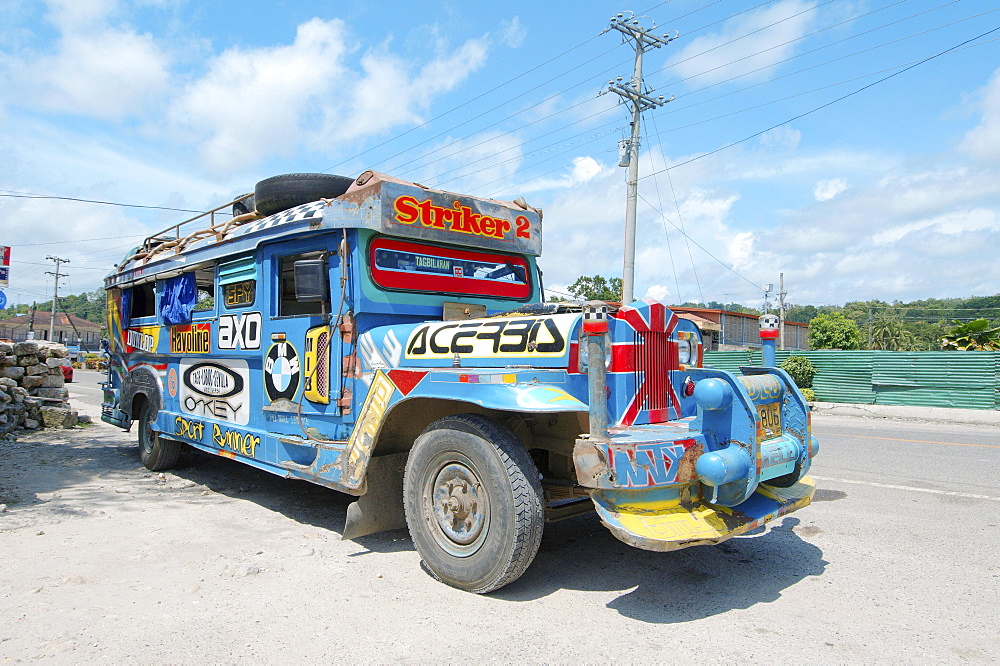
[218,311,262,350]
[264,342,300,402]
[179,358,250,425]
[404,315,575,360]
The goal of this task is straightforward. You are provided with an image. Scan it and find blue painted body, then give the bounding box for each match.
[101,171,818,552]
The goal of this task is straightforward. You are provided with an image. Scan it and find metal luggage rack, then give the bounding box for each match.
[122,193,257,267]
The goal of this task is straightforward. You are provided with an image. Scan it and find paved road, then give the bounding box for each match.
[0,371,995,662]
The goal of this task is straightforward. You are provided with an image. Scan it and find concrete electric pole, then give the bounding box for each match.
[45,256,69,342]
[779,272,787,350]
[601,11,676,304]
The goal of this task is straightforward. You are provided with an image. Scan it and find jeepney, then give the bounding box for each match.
[102,170,818,593]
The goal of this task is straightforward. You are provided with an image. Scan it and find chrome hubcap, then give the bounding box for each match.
[427,461,488,556]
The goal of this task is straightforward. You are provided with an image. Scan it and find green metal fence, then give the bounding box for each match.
[703,350,1000,410]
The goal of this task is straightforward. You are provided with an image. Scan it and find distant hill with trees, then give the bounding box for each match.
[686,294,1000,351]
[557,274,1000,352]
[0,289,106,327]
[5,283,999,352]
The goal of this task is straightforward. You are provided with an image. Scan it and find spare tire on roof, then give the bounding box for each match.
[254,173,354,217]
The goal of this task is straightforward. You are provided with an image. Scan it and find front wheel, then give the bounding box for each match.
[403,414,544,593]
[136,401,181,471]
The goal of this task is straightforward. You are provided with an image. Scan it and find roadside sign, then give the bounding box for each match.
[0,290,6,310]
[0,246,8,288]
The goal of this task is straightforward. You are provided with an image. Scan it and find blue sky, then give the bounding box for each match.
[1,0,998,310]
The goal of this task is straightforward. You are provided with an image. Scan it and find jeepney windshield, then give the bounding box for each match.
[369,237,531,300]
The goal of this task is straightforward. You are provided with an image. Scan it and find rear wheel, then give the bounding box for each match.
[254,173,354,216]
[403,414,544,593]
[136,400,181,471]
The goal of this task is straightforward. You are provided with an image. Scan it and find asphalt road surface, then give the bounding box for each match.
[0,369,996,662]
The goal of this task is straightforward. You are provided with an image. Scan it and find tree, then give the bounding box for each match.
[566,275,622,302]
[808,312,862,350]
[869,312,909,350]
[941,319,1000,350]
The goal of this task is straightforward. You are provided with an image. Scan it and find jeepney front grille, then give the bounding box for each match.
[633,330,673,417]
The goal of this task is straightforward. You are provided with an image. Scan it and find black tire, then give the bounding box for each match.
[232,194,254,217]
[254,173,354,217]
[136,400,181,471]
[403,414,544,593]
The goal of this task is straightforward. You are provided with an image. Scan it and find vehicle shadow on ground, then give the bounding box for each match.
[4,425,826,618]
[172,442,827,621]
[142,442,830,617]
[495,513,827,623]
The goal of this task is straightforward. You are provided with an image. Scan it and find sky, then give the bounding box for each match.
[0,0,998,312]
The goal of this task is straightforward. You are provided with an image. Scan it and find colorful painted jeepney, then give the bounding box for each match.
[102,170,818,593]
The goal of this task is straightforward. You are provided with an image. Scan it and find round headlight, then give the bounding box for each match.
[577,334,612,372]
[677,339,694,366]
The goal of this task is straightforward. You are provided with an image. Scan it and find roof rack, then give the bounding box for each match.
[121,193,257,268]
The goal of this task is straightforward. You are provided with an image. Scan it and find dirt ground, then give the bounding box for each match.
[1,371,995,663]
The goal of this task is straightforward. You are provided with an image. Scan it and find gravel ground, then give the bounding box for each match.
[0,374,996,662]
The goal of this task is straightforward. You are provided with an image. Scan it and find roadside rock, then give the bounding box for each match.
[0,342,76,434]
[41,406,79,429]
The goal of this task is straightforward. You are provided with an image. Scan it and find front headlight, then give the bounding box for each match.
[677,338,694,366]
[577,334,612,372]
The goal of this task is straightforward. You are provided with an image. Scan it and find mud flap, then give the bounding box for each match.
[591,477,816,552]
[341,452,408,540]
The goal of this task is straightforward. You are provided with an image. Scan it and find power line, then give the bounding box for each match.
[322,0,752,175]
[0,191,204,213]
[482,33,997,199]
[641,24,1000,180]
[11,234,147,247]
[367,1,839,179]
[394,1,980,187]
[637,192,763,292]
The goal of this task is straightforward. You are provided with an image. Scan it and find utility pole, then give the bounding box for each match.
[778,273,787,350]
[45,256,69,342]
[867,305,873,349]
[601,11,677,304]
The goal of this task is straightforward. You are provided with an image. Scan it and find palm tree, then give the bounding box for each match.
[870,312,908,350]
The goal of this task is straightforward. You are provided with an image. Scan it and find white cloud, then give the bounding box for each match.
[813,177,847,201]
[513,154,614,194]
[167,18,491,176]
[168,18,350,175]
[43,0,120,30]
[353,36,489,137]
[871,208,998,245]
[410,131,525,195]
[5,0,171,120]
[644,284,670,302]
[498,17,526,49]
[569,156,601,182]
[664,0,818,86]
[959,67,1000,163]
[760,125,801,150]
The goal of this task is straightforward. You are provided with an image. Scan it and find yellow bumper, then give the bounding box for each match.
[591,477,816,552]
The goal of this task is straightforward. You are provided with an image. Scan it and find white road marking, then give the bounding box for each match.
[811,475,1000,502]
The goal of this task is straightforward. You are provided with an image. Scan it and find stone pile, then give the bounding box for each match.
[0,340,79,434]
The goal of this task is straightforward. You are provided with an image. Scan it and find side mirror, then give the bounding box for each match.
[293,259,329,302]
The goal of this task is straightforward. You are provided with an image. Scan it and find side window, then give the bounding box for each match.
[130,282,156,318]
[193,267,215,313]
[219,255,257,309]
[278,251,330,316]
